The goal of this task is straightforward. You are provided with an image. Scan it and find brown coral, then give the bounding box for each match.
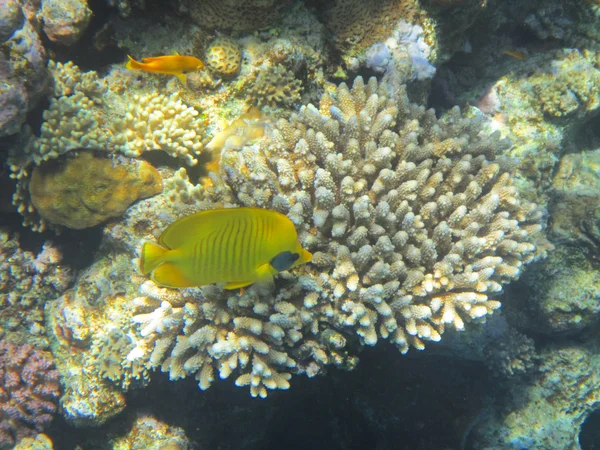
[319,0,420,50]
[247,65,302,108]
[205,37,242,78]
[176,0,294,32]
[29,150,162,229]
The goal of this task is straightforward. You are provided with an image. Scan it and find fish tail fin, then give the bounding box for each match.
[140,241,168,274]
[126,55,143,71]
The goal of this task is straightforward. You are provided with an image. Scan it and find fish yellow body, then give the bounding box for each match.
[140,207,312,289]
[125,54,204,84]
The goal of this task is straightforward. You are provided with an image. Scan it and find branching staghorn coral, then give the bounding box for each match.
[131,75,547,397]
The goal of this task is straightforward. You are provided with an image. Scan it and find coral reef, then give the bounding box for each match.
[0,230,72,348]
[205,37,242,79]
[514,245,600,335]
[550,148,600,252]
[1,2,48,137]
[175,0,295,32]
[246,64,302,108]
[13,434,53,450]
[29,151,163,229]
[45,254,149,425]
[126,75,546,397]
[365,21,436,81]
[0,341,60,450]
[483,327,538,379]
[111,415,190,450]
[8,61,205,232]
[472,339,600,449]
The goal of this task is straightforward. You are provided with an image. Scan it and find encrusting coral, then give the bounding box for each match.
[29,150,163,229]
[175,0,295,32]
[246,64,302,108]
[129,74,547,397]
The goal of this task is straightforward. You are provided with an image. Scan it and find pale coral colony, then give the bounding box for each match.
[2,0,600,449]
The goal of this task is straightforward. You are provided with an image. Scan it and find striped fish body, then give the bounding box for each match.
[140,208,312,289]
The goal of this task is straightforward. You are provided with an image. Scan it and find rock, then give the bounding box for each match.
[40,0,92,45]
[0,74,28,137]
[0,0,23,42]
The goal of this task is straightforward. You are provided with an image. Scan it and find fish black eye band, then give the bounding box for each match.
[270,251,300,272]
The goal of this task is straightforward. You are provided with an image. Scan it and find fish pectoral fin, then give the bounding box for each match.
[254,263,276,288]
[175,73,187,85]
[151,262,195,288]
[224,280,253,290]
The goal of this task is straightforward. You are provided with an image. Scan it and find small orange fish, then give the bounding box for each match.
[125,53,204,84]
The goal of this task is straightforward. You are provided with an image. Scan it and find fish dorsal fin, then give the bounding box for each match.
[141,56,165,62]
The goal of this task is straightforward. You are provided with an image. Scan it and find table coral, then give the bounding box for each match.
[128,75,547,397]
[0,341,60,450]
[29,150,163,229]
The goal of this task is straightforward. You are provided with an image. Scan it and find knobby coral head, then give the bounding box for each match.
[0,341,60,449]
[132,75,548,398]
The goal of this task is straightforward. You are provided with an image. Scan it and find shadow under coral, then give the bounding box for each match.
[46,343,489,450]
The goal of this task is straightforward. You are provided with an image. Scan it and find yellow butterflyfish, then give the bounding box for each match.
[125,53,204,84]
[139,207,312,289]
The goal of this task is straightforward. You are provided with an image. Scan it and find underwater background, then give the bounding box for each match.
[1,0,600,448]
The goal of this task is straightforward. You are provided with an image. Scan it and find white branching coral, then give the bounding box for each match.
[132,75,547,396]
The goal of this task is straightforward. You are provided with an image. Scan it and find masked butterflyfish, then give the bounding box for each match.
[139,207,312,289]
